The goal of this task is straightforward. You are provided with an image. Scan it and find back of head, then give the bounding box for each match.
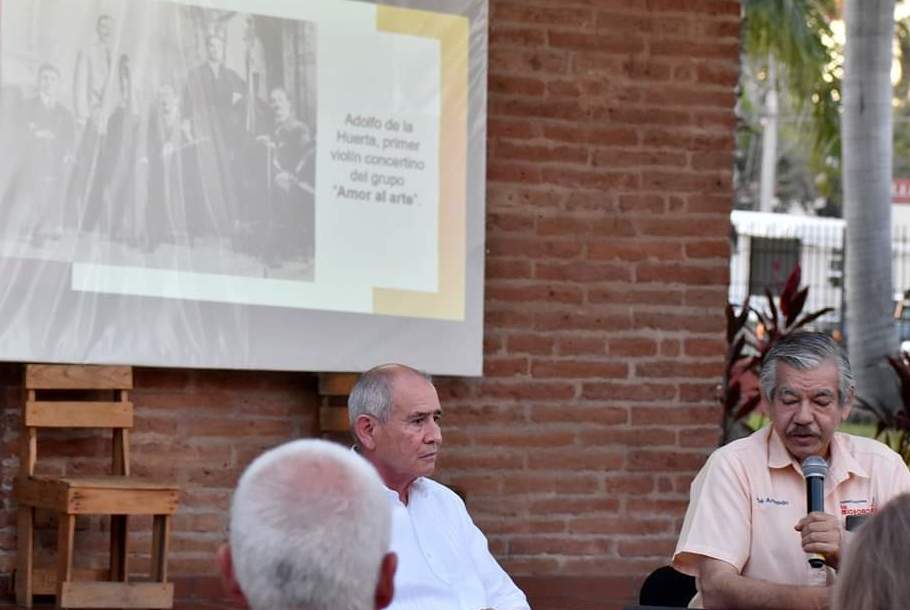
[833,493,910,610]
[229,439,391,610]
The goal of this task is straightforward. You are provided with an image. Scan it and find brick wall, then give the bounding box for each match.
[0,1,739,609]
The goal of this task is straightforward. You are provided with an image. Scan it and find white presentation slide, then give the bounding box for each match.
[0,0,487,374]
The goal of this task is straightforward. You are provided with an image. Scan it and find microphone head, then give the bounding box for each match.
[801,455,828,478]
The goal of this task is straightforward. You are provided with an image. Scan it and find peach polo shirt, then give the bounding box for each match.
[672,426,910,607]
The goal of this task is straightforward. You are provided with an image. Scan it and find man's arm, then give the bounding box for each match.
[463,513,530,610]
[698,557,830,610]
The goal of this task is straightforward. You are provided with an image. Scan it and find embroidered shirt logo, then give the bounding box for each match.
[840,498,875,516]
[756,496,790,506]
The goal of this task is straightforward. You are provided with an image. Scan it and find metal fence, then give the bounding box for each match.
[729,211,910,336]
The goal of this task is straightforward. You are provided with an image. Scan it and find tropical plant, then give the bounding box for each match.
[721,264,834,443]
[736,0,842,213]
[856,352,910,465]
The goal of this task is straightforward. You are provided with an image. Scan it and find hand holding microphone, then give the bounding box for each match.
[794,455,843,570]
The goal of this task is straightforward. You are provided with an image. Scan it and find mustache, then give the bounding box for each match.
[787,425,819,436]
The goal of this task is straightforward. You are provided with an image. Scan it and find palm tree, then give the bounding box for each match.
[739,0,841,212]
[842,0,898,404]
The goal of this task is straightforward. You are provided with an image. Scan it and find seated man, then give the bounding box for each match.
[349,364,531,610]
[217,439,397,610]
[673,331,910,609]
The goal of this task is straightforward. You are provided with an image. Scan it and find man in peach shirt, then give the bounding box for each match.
[673,332,910,609]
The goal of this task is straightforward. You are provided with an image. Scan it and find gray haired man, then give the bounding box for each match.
[673,331,910,609]
[350,363,530,610]
[217,439,397,610]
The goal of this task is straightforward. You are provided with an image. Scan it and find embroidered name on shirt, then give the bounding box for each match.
[756,496,789,506]
[840,498,874,516]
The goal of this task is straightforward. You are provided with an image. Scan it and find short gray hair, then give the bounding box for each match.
[229,439,390,610]
[758,331,854,404]
[348,364,432,426]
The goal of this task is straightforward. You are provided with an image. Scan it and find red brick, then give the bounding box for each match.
[489,27,548,48]
[627,450,707,471]
[581,382,677,402]
[510,535,612,556]
[631,405,720,426]
[617,537,679,558]
[568,516,674,535]
[483,356,530,377]
[635,360,721,379]
[679,426,722,448]
[506,334,555,356]
[497,141,589,164]
[578,427,676,446]
[636,262,729,286]
[588,286,684,306]
[503,474,600,495]
[556,336,607,356]
[533,311,633,332]
[486,284,584,305]
[543,125,638,146]
[530,496,622,514]
[589,241,683,262]
[527,449,625,470]
[686,240,730,259]
[633,311,724,333]
[608,338,658,357]
[549,31,646,54]
[604,475,655,495]
[490,75,547,96]
[488,236,583,260]
[531,360,628,379]
[490,48,570,75]
[494,3,596,28]
[528,405,628,425]
[536,261,632,283]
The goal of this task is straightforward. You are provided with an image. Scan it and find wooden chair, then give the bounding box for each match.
[14,364,179,609]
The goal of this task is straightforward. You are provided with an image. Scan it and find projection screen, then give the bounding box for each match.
[0,0,487,375]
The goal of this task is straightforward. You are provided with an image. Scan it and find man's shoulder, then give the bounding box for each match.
[708,427,769,464]
[418,478,468,509]
[836,431,906,465]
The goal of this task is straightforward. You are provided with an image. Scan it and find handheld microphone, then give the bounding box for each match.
[801,455,828,568]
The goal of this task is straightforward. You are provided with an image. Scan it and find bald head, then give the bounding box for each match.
[348,364,432,427]
[224,439,394,610]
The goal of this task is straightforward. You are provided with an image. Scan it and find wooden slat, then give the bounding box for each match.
[30,568,110,596]
[26,365,132,390]
[69,488,179,515]
[110,515,128,582]
[150,515,171,582]
[319,405,351,432]
[15,477,69,511]
[56,476,178,491]
[16,507,34,607]
[22,427,36,477]
[58,582,173,609]
[56,514,76,605]
[318,373,358,396]
[25,402,133,429]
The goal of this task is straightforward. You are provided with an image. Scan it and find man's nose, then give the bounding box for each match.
[794,400,814,423]
[426,419,442,445]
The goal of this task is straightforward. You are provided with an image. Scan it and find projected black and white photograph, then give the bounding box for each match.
[0,0,317,280]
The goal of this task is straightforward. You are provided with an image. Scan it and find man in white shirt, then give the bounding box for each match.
[350,364,531,610]
[216,439,396,610]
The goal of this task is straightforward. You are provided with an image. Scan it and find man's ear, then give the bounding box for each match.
[374,552,397,609]
[840,387,855,422]
[354,414,379,451]
[216,543,248,606]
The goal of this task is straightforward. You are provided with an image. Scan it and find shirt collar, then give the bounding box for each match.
[766,426,869,482]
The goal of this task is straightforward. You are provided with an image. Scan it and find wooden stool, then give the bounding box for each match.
[14,364,179,609]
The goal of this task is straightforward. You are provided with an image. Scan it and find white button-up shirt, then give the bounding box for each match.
[386,477,531,610]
